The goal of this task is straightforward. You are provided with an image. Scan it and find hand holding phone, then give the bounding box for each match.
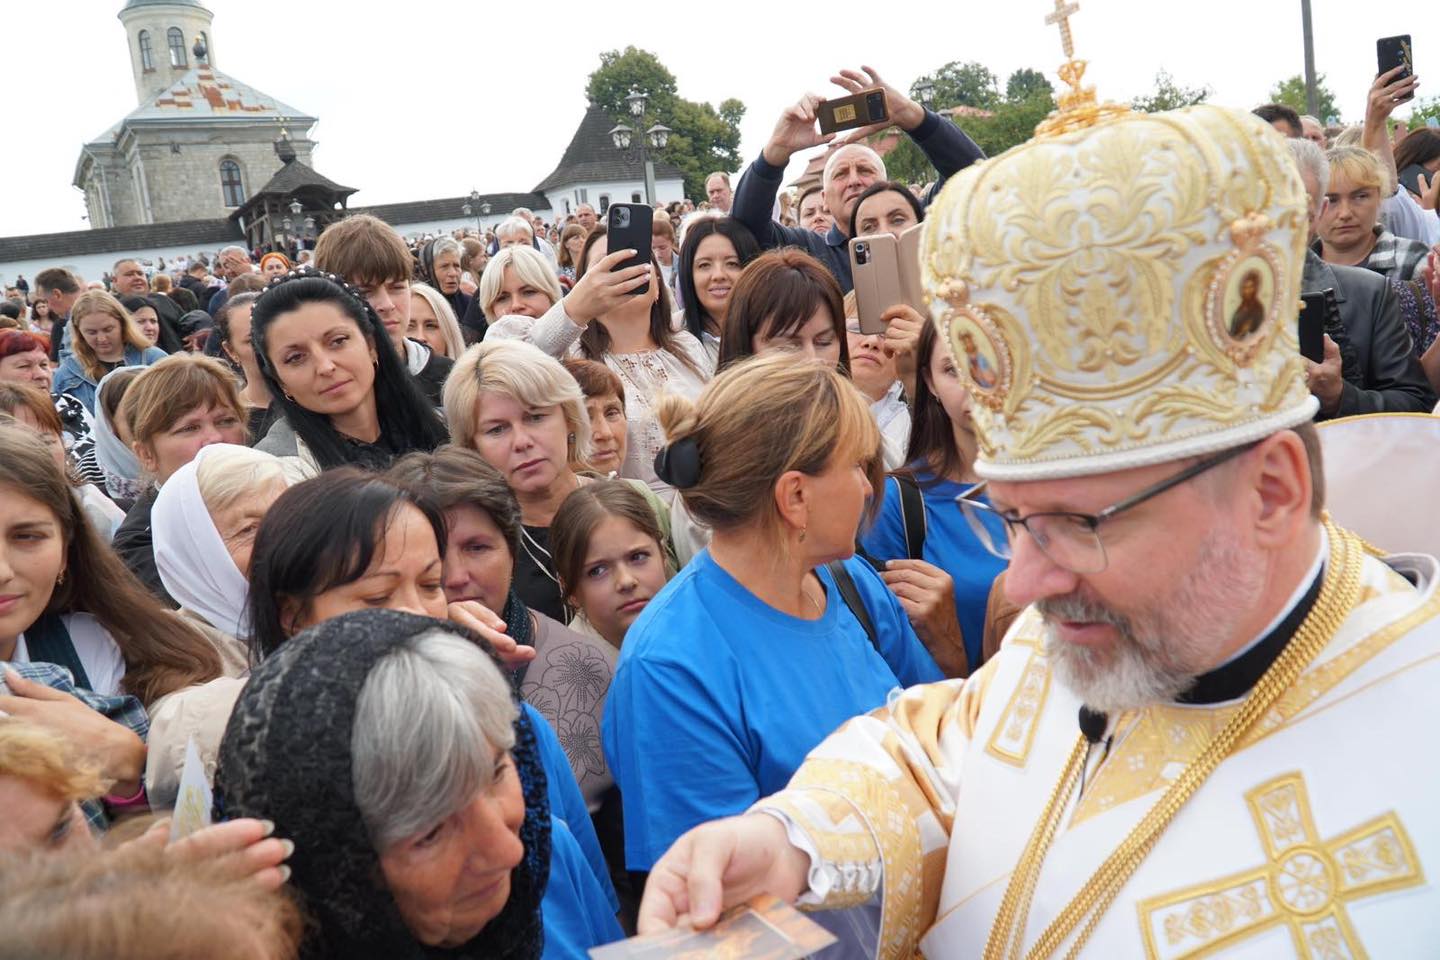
[1377,35,1417,103]
[1298,291,1327,364]
[850,228,926,335]
[606,203,652,297]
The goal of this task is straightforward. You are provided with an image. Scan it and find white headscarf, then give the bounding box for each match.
[91,368,141,483]
[152,444,256,639]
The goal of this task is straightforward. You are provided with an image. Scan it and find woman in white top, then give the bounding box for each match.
[487,229,712,496]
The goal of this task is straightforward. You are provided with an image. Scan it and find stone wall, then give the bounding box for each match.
[81,129,315,226]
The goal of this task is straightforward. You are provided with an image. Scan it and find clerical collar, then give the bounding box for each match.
[1176,532,1327,705]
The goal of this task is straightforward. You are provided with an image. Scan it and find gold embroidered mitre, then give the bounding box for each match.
[920,106,1318,480]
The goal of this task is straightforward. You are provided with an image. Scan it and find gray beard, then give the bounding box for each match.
[1039,527,1264,716]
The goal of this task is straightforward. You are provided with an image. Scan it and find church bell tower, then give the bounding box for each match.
[117,0,216,104]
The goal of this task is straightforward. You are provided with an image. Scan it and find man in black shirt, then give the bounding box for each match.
[732,65,984,292]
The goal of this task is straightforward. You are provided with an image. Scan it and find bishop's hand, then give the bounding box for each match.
[637,813,812,935]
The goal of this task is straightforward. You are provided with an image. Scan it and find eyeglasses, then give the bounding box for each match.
[957,443,1257,574]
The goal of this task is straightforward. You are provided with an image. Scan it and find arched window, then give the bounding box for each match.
[220,159,245,207]
[167,28,187,68]
[138,30,154,72]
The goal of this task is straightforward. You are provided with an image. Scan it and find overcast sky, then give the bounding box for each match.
[2,1,1434,237]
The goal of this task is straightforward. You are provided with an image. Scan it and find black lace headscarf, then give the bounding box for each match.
[213,609,550,959]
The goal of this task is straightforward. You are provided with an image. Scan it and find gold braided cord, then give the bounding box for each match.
[981,522,1365,960]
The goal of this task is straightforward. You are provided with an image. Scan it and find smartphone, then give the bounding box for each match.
[851,234,903,335]
[606,203,652,296]
[818,88,889,135]
[1299,291,1327,363]
[897,223,926,315]
[1377,35,1414,101]
[1399,163,1431,197]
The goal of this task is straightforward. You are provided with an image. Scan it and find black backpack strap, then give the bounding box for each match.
[827,561,879,654]
[21,611,93,691]
[895,474,928,560]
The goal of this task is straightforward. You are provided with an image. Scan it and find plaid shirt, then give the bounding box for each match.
[2,661,149,832]
[1313,228,1430,282]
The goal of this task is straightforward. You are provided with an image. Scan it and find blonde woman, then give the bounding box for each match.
[407,282,466,359]
[444,338,675,623]
[601,354,941,872]
[51,291,165,412]
[487,230,712,496]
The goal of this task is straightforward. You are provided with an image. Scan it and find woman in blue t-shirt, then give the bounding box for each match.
[601,354,943,873]
[861,321,1009,676]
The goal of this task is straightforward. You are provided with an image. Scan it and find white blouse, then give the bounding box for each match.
[14,613,127,696]
[488,302,714,496]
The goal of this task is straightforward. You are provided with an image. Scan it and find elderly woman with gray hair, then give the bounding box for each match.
[213,609,623,959]
[415,236,472,328]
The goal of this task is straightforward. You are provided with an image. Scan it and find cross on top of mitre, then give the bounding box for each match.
[1035,0,1132,138]
[1046,0,1080,58]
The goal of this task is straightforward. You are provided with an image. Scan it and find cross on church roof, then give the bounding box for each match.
[1046,0,1080,59]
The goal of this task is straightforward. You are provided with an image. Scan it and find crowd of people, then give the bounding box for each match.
[1,50,1439,960]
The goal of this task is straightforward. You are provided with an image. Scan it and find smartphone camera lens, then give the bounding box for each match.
[615,208,630,228]
[854,242,869,265]
[866,92,885,115]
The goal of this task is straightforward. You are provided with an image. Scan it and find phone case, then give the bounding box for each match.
[897,223,927,313]
[850,234,903,335]
[819,88,889,135]
[606,203,652,296]
[1298,292,1327,364]
[1378,35,1414,100]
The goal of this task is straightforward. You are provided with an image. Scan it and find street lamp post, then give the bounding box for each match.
[465,189,484,234]
[1300,0,1319,118]
[609,90,671,205]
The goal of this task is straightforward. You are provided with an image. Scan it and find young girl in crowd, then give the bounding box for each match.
[118,295,163,348]
[50,291,166,412]
[213,292,276,440]
[250,271,448,471]
[488,228,712,495]
[552,480,672,650]
[111,355,249,605]
[445,339,676,622]
[601,354,942,875]
[675,216,760,363]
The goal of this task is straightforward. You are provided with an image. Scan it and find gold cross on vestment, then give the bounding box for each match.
[1137,772,1424,959]
[1045,0,1080,59]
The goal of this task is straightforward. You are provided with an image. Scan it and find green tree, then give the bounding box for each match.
[586,47,744,200]
[1005,68,1054,103]
[1403,96,1440,129]
[1131,70,1211,113]
[1268,75,1340,124]
[884,82,1057,186]
[910,61,1001,111]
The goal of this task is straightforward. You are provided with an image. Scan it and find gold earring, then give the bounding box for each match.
[799,526,807,543]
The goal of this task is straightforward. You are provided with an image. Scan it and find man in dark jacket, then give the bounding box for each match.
[1301,251,1436,417]
[731,65,984,292]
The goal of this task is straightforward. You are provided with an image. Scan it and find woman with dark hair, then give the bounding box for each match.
[489,227,712,496]
[249,271,448,472]
[118,295,164,350]
[385,446,619,814]
[214,610,623,959]
[860,321,1008,676]
[848,178,925,240]
[242,471,618,924]
[213,292,275,440]
[675,216,760,362]
[1394,127,1440,203]
[717,248,850,373]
